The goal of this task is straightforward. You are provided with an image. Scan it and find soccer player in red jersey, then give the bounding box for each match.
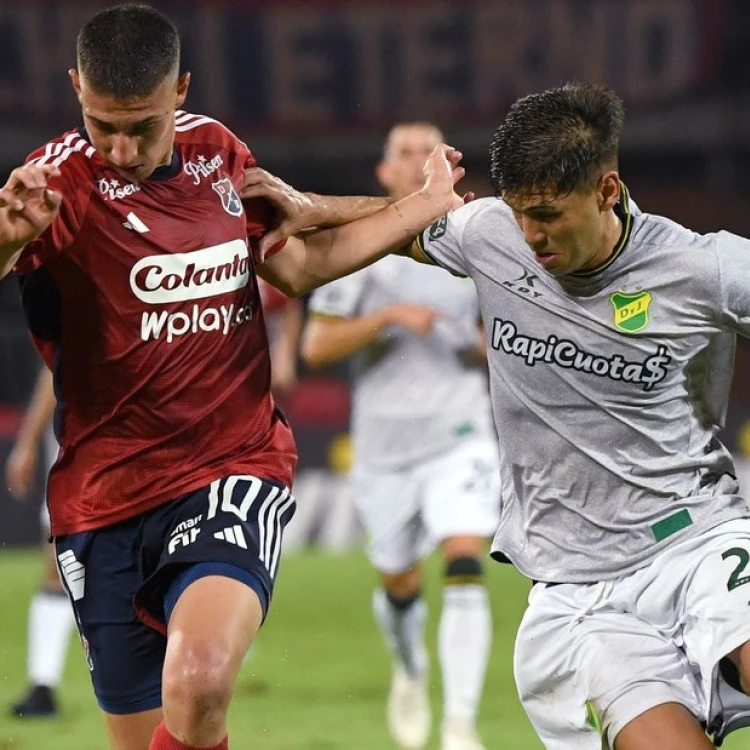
[0,5,464,750]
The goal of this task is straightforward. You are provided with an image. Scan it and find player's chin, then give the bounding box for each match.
[533,252,567,274]
[117,164,151,182]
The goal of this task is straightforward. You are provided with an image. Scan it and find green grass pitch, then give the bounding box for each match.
[0,548,749,749]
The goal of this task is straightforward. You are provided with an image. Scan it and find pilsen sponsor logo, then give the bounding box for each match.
[129,240,250,304]
[183,154,224,185]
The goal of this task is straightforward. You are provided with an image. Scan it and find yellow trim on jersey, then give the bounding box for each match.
[572,181,634,278]
[412,235,435,265]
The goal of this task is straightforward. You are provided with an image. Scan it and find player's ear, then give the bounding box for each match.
[175,72,191,107]
[69,69,83,102]
[598,171,620,212]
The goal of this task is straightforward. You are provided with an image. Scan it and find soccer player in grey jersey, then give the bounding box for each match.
[402,84,750,749]
[302,123,500,750]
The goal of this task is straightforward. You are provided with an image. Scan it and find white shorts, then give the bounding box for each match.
[351,436,501,574]
[514,518,750,749]
[39,425,58,531]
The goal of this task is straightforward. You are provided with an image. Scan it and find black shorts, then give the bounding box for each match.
[54,475,296,714]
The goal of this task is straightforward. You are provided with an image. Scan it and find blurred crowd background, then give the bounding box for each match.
[2,0,750,548]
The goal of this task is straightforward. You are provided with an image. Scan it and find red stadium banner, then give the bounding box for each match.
[0,0,726,135]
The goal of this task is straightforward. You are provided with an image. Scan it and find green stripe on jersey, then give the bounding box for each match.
[651,509,693,542]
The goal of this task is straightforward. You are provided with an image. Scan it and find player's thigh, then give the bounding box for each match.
[421,437,500,543]
[613,703,714,750]
[351,464,425,574]
[162,575,264,714]
[54,523,167,717]
[514,585,603,750]
[515,583,702,750]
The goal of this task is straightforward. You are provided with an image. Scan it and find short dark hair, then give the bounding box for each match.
[77,4,180,99]
[489,82,625,197]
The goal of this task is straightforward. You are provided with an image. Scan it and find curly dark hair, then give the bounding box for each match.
[489,82,625,197]
[77,4,180,99]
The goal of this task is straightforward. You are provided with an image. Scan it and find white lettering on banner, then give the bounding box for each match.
[141,302,253,343]
[183,154,224,185]
[0,1,714,127]
[129,239,249,305]
[264,0,706,122]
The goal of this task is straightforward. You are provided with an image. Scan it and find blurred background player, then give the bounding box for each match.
[258,279,303,397]
[5,366,74,718]
[301,123,500,750]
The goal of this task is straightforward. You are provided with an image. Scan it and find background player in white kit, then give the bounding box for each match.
[404,83,750,750]
[5,366,75,717]
[302,123,500,750]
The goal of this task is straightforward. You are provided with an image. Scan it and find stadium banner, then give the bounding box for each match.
[0,0,724,134]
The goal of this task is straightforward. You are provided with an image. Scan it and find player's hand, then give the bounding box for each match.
[383,304,440,336]
[0,164,63,251]
[240,168,319,261]
[421,144,473,211]
[5,438,39,499]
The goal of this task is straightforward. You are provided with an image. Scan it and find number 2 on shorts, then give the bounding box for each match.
[722,547,750,592]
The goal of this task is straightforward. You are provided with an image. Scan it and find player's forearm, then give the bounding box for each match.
[302,195,394,228]
[15,368,55,446]
[288,190,451,296]
[301,312,390,369]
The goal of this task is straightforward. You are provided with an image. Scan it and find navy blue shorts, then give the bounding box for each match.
[54,475,296,715]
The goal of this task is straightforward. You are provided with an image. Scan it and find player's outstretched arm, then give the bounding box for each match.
[5,367,56,499]
[0,164,62,279]
[302,306,439,369]
[256,144,465,297]
[241,170,394,262]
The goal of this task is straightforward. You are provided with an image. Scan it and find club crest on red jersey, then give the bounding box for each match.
[212,178,243,218]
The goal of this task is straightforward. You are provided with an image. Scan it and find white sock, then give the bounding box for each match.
[439,584,492,722]
[372,588,428,678]
[28,591,76,688]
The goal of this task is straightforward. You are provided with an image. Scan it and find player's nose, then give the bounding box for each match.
[108,135,139,168]
[520,216,546,249]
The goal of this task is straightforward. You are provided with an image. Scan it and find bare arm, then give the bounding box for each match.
[302,312,391,369]
[0,164,62,279]
[5,367,56,498]
[269,299,304,394]
[302,306,440,369]
[251,145,464,296]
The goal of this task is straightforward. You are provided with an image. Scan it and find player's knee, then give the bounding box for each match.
[443,555,484,586]
[162,638,234,731]
[382,568,422,599]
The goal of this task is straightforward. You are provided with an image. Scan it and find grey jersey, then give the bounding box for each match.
[418,188,750,582]
[308,255,494,470]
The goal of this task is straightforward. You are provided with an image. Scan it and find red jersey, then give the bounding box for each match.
[15,111,297,536]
